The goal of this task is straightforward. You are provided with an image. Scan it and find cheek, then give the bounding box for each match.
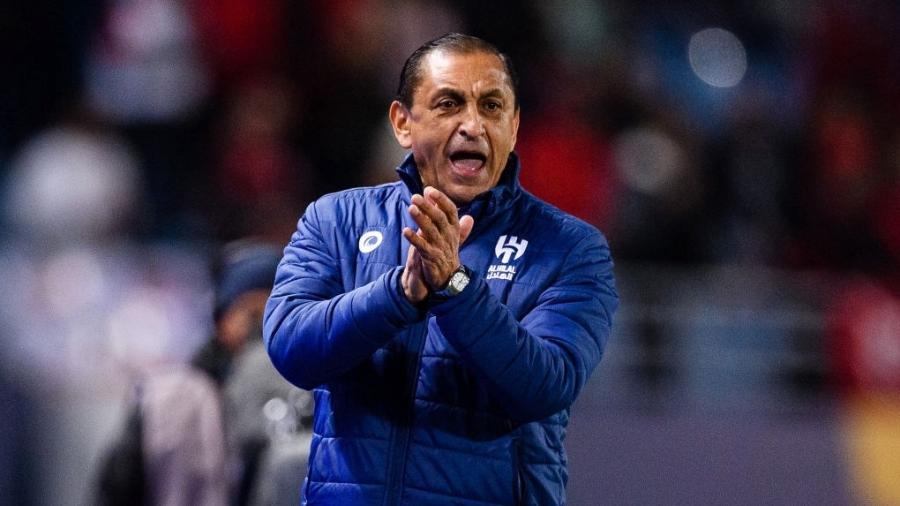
[489,125,515,152]
[414,133,446,159]
[218,312,251,351]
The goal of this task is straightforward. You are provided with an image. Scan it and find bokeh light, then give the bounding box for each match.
[613,126,685,196]
[688,27,748,88]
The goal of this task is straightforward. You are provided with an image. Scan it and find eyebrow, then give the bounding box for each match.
[480,88,506,100]
[430,87,508,102]
[430,87,466,103]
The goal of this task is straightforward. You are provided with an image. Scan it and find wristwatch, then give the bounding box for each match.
[432,265,472,299]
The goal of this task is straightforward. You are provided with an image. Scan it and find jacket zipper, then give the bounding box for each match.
[382,320,428,505]
[512,435,527,505]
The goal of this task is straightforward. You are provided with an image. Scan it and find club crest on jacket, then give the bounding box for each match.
[488,235,528,281]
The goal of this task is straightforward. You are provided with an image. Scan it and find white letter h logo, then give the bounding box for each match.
[495,235,528,264]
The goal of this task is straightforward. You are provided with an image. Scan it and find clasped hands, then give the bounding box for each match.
[402,186,474,304]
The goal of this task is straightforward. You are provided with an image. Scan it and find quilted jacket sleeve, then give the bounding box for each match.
[263,200,422,390]
[429,230,618,423]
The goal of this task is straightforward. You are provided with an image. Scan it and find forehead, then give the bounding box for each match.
[416,50,513,98]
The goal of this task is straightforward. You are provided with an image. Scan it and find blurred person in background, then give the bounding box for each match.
[264,33,618,505]
[209,76,314,244]
[95,241,311,506]
[223,334,315,506]
[0,114,211,504]
[84,0,212,236]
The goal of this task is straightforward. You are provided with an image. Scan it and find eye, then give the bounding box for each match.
[483,100,502,112]
[438,99,458,109]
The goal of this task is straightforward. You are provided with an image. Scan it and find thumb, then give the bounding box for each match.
[405,242,417,266]
[458,215,475,244]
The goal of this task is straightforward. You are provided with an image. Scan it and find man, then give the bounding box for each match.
[264,33,618,505]
[96,241,283,506]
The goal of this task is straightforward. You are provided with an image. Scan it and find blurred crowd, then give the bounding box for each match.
[0,0,898,504]
[2,0,897,274]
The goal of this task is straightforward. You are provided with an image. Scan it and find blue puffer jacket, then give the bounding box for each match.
[264,153,618,505]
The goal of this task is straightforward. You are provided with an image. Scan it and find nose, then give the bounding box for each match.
[458,104,485,139]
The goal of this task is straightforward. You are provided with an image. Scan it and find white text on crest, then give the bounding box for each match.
[486,264,516,281]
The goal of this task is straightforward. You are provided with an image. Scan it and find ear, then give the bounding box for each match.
[509,107,521,150]
[389,100,412,149]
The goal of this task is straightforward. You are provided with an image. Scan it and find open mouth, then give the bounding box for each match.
[449,151,487,175]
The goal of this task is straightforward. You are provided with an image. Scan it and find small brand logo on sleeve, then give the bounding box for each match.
[358,231,383,253]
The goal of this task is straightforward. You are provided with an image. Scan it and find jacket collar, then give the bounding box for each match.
[395,152,523,221]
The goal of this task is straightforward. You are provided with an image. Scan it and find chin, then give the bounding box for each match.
[446,187,482,206]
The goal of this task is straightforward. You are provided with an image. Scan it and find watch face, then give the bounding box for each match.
[450,270,470,293]
[434,266,470,299]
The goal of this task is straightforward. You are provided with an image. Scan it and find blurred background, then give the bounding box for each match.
[1,0,898,504]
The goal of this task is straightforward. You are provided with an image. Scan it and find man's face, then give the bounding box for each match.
[217,289,269,353]
[390,50,520,205]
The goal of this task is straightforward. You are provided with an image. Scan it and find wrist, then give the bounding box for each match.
[431,264,472,300]
[432,262,461,291]
[396,267,429,316]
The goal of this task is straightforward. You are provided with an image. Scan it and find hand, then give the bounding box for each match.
[402,186,474,292]
[401,241,429,304]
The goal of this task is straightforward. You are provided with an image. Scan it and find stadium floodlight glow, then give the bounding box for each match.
[613,126,684,196]
[688,27,748,88]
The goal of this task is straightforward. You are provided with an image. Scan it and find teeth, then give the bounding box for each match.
[451,152,486,162]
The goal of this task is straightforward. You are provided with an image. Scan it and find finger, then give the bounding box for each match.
[424,186,459,227]
[414,192,451,231]
[410,196,442,231]
[402,246,414,282]
[402,226,435,256]
[405,244,425,281]
[404,229,446,269]
[405,240,417,266]
[459,214,475,245]
[408,204,442,242]
[405,244,430,281]
[402,226,423,247]
[402,245,428,303]
[408,241,428,268]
